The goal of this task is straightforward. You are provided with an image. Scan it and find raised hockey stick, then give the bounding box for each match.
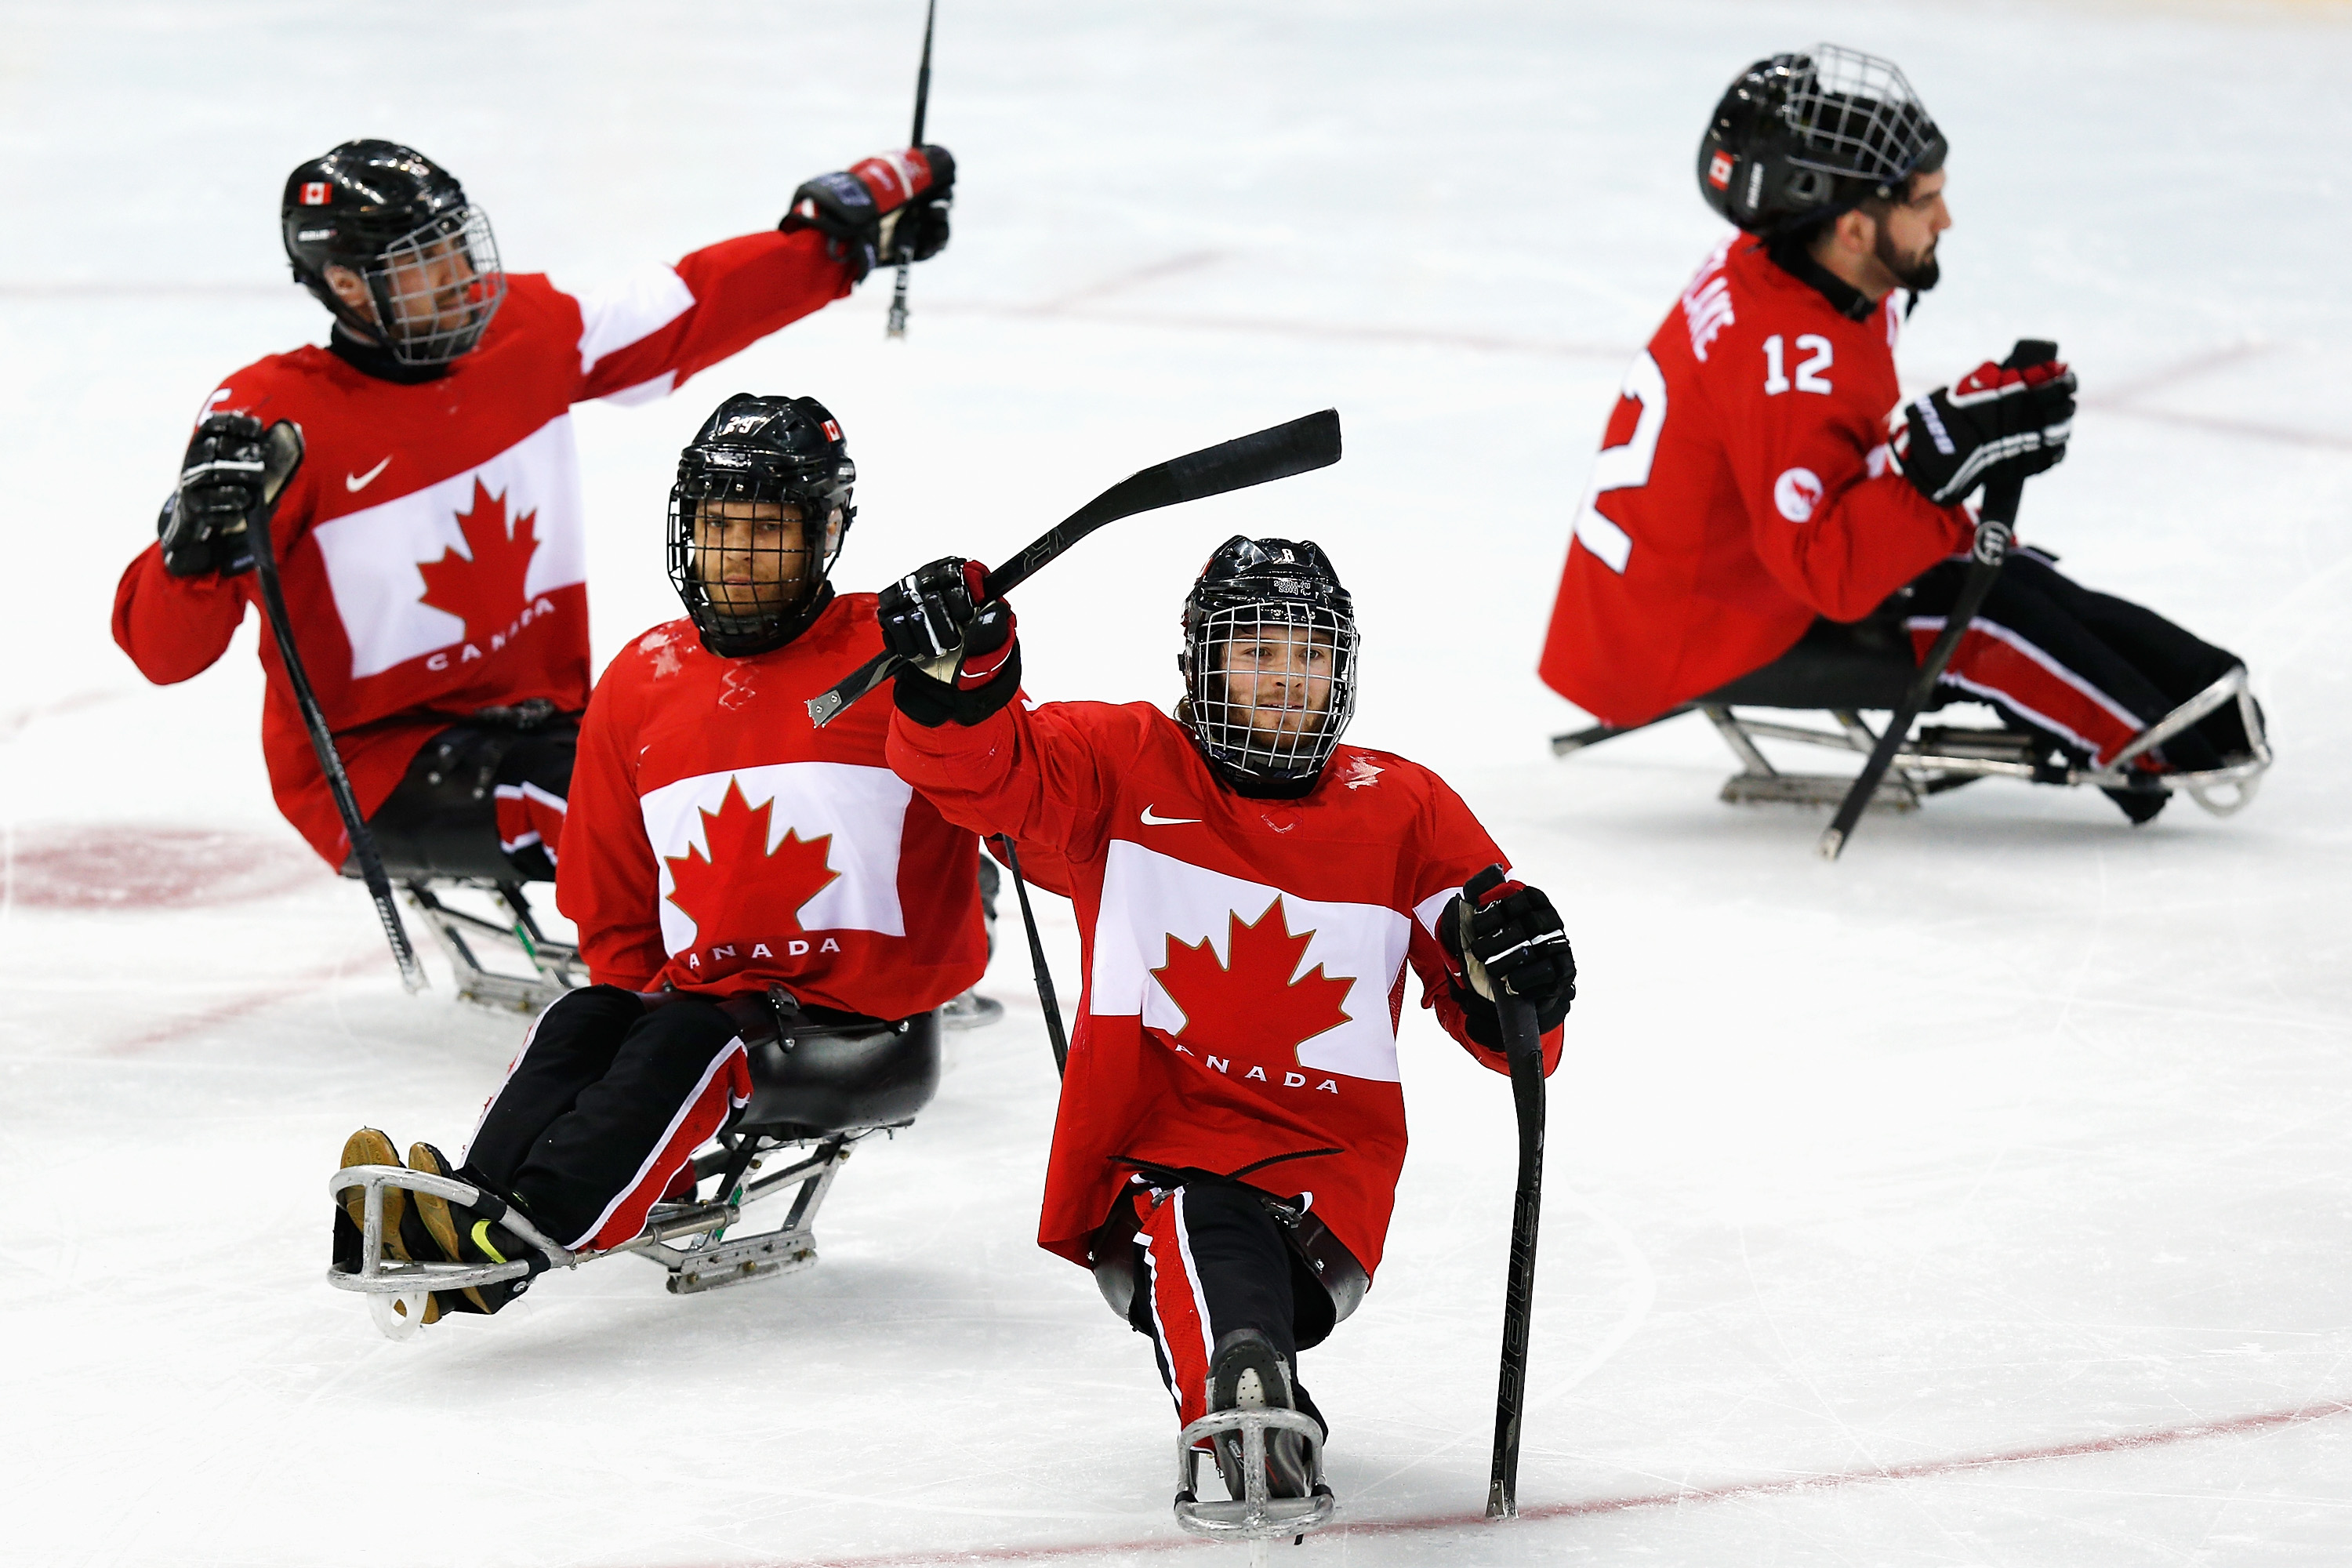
[993,834,1069,1076]
[249,422,427,991]
[807,408,1343,726]
[884,0,938,339]
[1479,866,1549,1519]
[1819,339,2050,862]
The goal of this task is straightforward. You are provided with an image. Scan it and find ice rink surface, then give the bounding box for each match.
[5,1,2351,1563]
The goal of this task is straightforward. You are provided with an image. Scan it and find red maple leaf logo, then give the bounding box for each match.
[1150,899,1354,1065]
[663,778,841,940]
[416,479,540,647]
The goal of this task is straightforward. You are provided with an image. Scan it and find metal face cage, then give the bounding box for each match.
[1778,45,1940,188]
[360,205,507,365]
[666,467,849,655]
[1185,599,1359,782]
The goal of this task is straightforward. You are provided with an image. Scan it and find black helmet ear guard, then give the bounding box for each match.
[1697,45,1946,235]
[666,394,858,657]
[282,140,506,365]
[1178,536,1359,794]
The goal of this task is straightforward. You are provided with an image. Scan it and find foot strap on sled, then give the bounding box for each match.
[1173,1406,1337,1543]
[326,1165,572,1339]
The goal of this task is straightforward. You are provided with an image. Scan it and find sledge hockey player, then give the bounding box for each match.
[1537,47,2265,823]
[337,394,989,1324]
[875,538,1577,1520]
[113,136,953,882]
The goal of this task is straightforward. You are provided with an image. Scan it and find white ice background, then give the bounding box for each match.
[3,2,2350,1564]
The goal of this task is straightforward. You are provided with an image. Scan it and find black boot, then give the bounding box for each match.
[1206,1328,1317,1501]
[406,1142,549,1316]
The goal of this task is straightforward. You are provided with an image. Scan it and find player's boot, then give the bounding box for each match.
[334,1128,441,1326]
[1205,1327,1316,1501]
[406,1142,547,1315]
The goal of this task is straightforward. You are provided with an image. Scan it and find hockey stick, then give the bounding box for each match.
[884,0,938,339]
[1477,869,1549,1519]
[993,834,1068,1076]
[807,407,1342,726]
[1819,339,2050,862]
[249,422,428,991]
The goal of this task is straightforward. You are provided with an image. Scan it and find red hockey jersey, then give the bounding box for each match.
[1537,233,1974,727]
[559,594,985,1018]
[111,230,853,865]
[888,699,1563,1281]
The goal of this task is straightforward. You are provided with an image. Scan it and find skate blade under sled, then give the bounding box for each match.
[1174,1407,1338,1544]
[1555,662,2272,819]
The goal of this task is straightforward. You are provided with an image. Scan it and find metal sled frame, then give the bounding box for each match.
[402,877,587,1013]
[328,1126,883,1340]
[1553,665,2270,819]
[1174,1406,1337,1546]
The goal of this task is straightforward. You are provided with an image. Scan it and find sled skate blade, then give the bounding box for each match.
[1720,771,1918,812]
[938,989,1004,1030]
[665,1226,818,1294]
[1174,1406,1336,1542]
[405,881,585,1014]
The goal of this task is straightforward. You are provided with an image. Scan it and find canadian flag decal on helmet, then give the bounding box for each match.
[299,181,332,205]
[1707,151,1735,191]
[822,419,842,441]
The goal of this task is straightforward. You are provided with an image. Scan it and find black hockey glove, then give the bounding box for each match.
[159,413,268,577]
[877,557,1020,728]
[1440,866,1574,1049]
[1895,340,2075,507]
[780,145,955,284]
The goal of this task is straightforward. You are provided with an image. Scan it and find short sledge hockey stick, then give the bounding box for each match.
[993,834,1068,1076]
[1820,339,2051,862]
[1475,865,1549,1519]
[884,0,938,340]
[250,422,427,992]
[807,408,1342,726]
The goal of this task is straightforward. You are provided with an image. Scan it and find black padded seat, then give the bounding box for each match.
[739,1008,942,1137]
[1699,615,1918,710]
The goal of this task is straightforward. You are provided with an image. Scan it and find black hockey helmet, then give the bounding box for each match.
[1178,536,1359,795]
[1697,45,1946,235]
[667,394,857,657]
[282,140,506,366]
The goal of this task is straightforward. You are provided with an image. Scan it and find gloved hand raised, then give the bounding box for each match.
[779,145,955,284]
[877,556,1018,728]
[1895,340,2075,507]
[1441,865,1575,1036]
[159,413,270,578]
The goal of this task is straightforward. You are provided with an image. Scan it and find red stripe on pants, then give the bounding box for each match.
[579,1039,751,1251]
[1907,619,2144,767]
[1140,1191,1218,1430]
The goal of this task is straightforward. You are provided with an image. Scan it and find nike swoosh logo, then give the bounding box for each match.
[345,456,392,493]
[1140,806,1201,826]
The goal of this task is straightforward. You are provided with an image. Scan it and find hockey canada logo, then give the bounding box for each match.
[1773,466,1825,523]
[1707,151,1735,191]
[664,778,844,978]
[416,481,557,671]
[1150,900,1353,1091]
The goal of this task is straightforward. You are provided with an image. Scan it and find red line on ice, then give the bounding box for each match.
[725,1395,2352,1567]
[103,952,371,1056]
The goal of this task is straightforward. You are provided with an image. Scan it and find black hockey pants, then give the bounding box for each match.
[462,987,751,1254]
[1902,549,2249,771]
[355,706,579,884]
[1116,1181,1335,1439]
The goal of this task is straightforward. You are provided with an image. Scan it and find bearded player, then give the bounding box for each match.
[1538,47,2262,823]
[874,538,1577,1516]
[114,137,953,882]
[338,394,991,1325]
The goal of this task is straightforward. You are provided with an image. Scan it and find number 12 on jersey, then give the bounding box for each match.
[1572,350,1666,575]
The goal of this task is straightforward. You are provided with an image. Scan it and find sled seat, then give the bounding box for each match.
[735,1004,943,1138]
